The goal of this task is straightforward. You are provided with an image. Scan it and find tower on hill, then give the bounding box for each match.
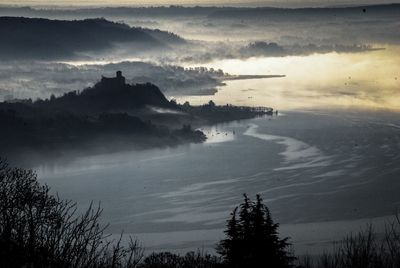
[101,71,126,87]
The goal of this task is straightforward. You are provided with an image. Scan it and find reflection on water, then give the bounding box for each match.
[177,46,400,111]
[200,124,236,144]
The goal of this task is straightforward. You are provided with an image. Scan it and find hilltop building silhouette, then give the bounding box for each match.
[101,71,126,87]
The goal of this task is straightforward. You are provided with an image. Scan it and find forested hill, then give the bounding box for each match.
[0,75,205,158]
[0,17,185,60]
[33,77,175,114]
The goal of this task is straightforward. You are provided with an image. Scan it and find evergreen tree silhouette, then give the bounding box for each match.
[217,207,240,265]
[217,194,294,268]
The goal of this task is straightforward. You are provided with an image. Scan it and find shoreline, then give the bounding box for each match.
[223,74,286,80]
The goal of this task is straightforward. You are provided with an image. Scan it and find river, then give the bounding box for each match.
[35,109,400,255]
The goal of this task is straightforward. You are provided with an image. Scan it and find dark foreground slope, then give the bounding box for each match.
[0,17,184,60]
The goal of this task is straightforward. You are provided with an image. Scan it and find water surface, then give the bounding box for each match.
[37,110,400,254]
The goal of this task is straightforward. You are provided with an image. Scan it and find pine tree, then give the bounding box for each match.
[239,194,253,238]
[217,207,240,266]
[217,194,295,268]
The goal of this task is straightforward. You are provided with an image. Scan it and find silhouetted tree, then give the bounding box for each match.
[217,194,294,268]
[207,100,216,108]
[217,207,241,265]
[298,219,400,268]
[0,159,143,268]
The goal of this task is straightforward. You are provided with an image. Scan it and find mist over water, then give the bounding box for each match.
[177,47,400,111]
[1,3,400,261]
[1,4,400,112]
[5,48,397,111]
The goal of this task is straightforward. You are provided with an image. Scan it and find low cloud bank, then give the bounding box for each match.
[0,61,226,101]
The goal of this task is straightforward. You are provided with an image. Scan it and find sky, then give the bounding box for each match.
[0,0,399,8]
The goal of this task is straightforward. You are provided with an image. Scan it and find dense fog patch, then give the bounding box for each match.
[0,61,227,100]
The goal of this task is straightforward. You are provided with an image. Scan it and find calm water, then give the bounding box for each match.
[36,110,400,254]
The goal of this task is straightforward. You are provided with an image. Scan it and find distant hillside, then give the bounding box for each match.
[0,17,185,60]
[207,4,400,20]
[0,4,399,19]
[0,6,215,18]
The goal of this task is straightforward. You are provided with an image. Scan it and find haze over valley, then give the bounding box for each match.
[1,2,400,267]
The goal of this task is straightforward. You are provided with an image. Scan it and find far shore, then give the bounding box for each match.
[224,74,286,80]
